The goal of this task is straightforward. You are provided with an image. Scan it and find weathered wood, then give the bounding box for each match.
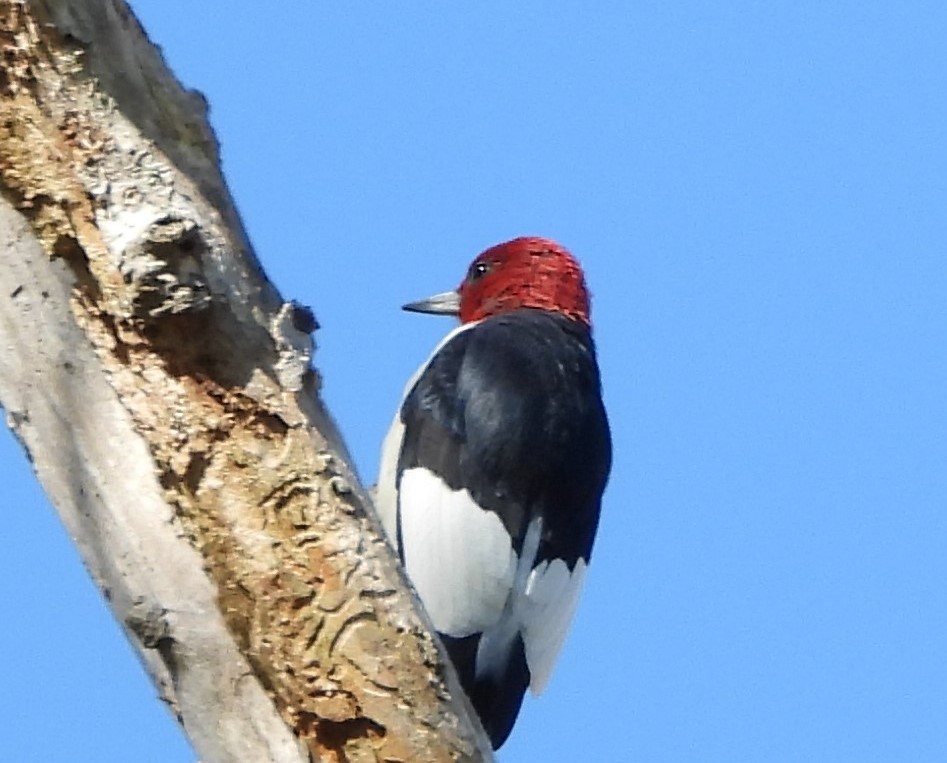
[0,1,493,760]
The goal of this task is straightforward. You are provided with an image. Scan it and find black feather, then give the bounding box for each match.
[395,308,611,748]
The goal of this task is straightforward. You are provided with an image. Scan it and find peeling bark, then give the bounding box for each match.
[0,2,493,761]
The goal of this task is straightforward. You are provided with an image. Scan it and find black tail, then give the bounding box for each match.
[441,632,530,749]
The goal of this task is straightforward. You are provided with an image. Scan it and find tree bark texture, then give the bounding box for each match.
[0,2,493,761]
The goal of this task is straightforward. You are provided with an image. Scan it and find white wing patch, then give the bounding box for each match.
[474,516,589,694]
[474,516,542,682]
[399,468,517,637]
[521,557,588,695]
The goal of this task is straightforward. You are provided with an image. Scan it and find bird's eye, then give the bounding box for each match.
[468,261,491,282]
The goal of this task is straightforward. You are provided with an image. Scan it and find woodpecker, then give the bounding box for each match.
[376,236,611,749]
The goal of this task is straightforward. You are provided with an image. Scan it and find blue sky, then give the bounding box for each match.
[2,2,946,761]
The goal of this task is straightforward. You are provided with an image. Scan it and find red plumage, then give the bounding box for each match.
[457,237,593,326]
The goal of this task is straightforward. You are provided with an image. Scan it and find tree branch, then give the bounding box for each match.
[0,1,493,760]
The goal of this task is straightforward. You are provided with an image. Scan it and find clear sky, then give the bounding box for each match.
[3,2,946,761]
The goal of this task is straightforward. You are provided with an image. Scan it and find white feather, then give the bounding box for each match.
[375,321,478,550]
[475,516,543,681]
[399,468,517,637]
[474,517,588,693]
[522,557,588,694]
[374,413,403,546]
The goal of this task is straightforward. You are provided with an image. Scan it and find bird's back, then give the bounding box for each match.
[381,308,611,747]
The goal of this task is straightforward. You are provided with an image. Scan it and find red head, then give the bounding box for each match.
[403,237,592,326]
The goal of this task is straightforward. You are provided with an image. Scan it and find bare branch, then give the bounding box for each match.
[0,1,493,760]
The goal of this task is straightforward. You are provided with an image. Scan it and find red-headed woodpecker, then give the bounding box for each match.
[376,237,611,749]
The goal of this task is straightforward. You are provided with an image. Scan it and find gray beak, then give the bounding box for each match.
[402,290,461,316]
